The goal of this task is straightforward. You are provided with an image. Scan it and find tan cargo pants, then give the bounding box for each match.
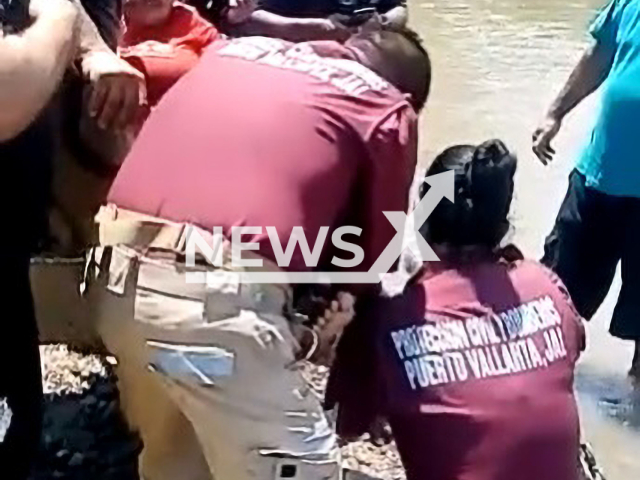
[88,211,341,480]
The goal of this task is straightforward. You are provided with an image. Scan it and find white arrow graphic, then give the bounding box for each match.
[186,170,455,284]
[367,170,455,279]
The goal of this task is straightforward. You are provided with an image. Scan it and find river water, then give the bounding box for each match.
[410,1,640,478]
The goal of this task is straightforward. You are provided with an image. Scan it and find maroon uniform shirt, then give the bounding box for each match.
[329,256,585,480]
[109,36,417,271]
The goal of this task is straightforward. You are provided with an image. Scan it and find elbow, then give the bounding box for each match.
[590,41,615,79]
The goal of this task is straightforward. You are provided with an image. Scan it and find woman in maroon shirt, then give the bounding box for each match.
[328,140,585,480]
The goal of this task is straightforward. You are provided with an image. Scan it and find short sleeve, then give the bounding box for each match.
[357,104,418,273]
[178,5,219,53]
[191,16,219,51]
[590,0,625,49]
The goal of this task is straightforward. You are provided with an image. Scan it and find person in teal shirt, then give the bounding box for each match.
[533,0,640,386]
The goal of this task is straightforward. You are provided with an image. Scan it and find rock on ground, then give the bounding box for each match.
[34,346,405,480]
[31,346,141,480]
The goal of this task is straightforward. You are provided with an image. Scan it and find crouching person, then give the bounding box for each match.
[86,24,430,480]
[328,140,586,480]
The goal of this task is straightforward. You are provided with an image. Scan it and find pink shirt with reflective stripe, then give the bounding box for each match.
[109,37,418,272]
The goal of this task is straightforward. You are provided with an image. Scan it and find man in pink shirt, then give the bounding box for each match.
[328,140,585,480]
[91,25,430,480]
[109,30,427,272]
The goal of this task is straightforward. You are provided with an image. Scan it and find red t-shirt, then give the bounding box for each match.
[109,37,418,272]
[119,2,218,108]
[329,257,585,480]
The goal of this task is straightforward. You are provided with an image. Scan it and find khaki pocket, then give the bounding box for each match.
[146,340,235,387]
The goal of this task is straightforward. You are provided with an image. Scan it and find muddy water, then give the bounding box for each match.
[409,0,640,477]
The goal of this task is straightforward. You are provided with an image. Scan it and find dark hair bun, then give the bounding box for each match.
[467,139,517,203]
[421,139,517,249]
[473,139,510,166]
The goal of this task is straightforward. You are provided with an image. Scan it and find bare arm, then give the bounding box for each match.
[548,42,614,121]
[231,10,349,42]
[69,0,145,131]
[0,0,78,142]
[533,41,615,163]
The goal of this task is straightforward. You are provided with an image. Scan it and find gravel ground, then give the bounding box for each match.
[32,346,141,480]
[301,364,406,480]
[35,346,406,480]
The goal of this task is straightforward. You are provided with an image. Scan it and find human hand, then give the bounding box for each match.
[532,115,562,165]
[226,0,258,25]
[313,292,356,366]
[80,50,147,131]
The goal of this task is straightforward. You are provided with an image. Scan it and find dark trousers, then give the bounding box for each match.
[0,256,42,480]
[543,170,640,340]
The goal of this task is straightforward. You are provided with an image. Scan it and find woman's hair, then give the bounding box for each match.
[419,139,517,249]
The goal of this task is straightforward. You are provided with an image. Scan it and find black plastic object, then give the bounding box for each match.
[279,463,298,479]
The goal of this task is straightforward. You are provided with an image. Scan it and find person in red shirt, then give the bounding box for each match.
[119,0,255,109]
[92,25,430,480]
[328,140,585,480]
[110,28,429,270]
[119,0,218,108]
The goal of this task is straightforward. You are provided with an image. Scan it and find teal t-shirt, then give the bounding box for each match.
[577,0,640,197]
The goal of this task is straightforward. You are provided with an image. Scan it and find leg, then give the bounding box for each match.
[542,170,625,319]
[613,200,640,383]
[148,311,341,480]
[132,268,341,480]
[0,261,43,480]
[115,361,212,480]
[90,247,212,480]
